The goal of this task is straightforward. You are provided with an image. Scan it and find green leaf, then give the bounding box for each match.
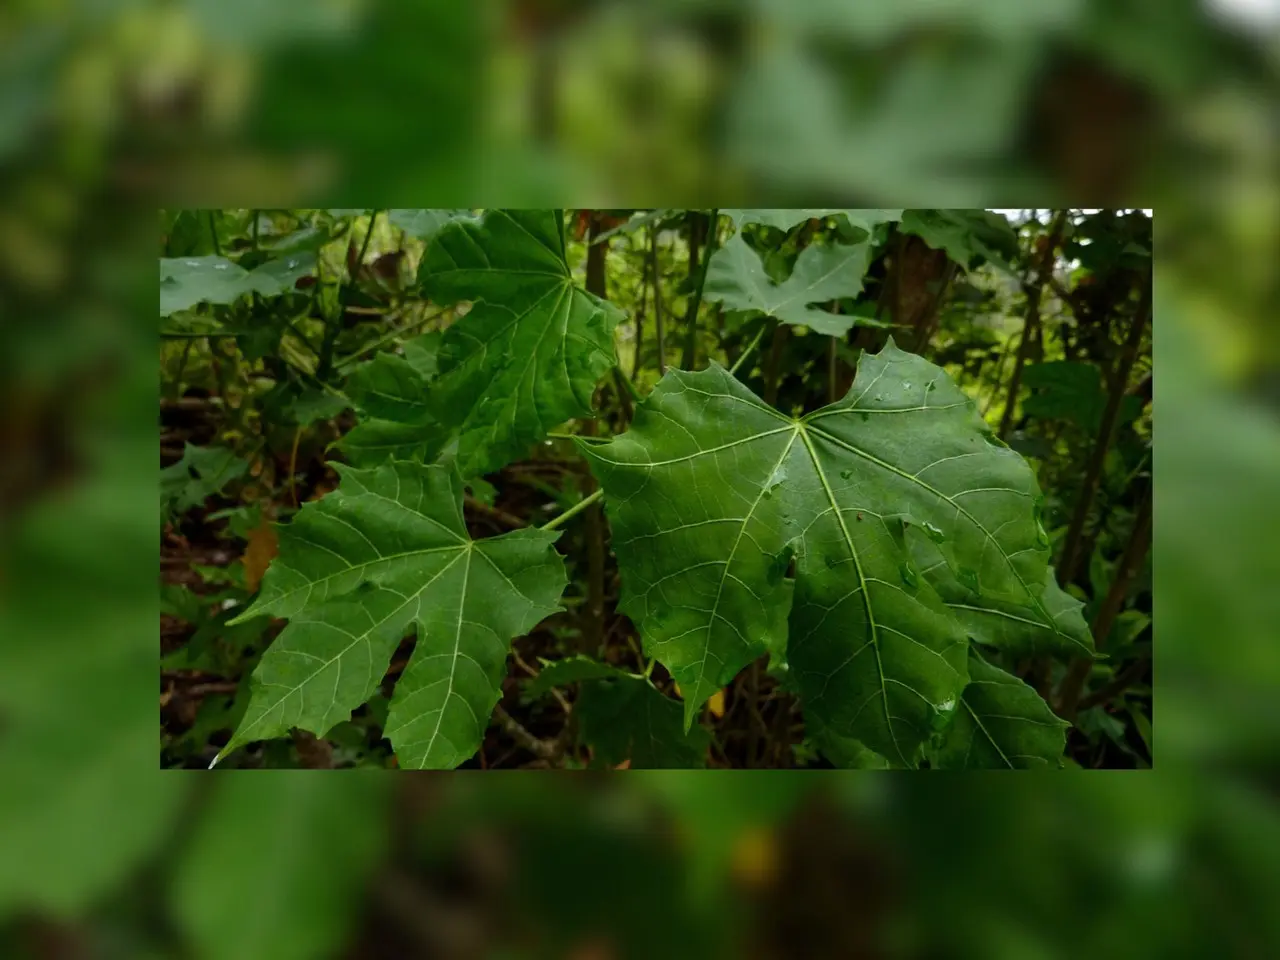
[172,775,390,960]
[725,209,902,238]
[934,652,1069,769]
[161,443,249,519]
[221,461,567,769]
[806,710,891,769]
[159,253,316,316]
[522,654,632,702]
[388,209,477,239]
[899,209,1019,270]
[582,339,1089,766]
[575,676,710,769]
[704,233,879,335]
[340,210,621,476]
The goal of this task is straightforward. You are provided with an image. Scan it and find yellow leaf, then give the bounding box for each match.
[241,516,278,594]
[708,689,726,718]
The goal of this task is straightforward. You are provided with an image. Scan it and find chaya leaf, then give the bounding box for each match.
[704,233,879,336]
[159,253,316,316]
[725,209,902,238]
[575,675,710,769]
[418,209,623,476]
[581,339,1090,767]
[932,651,1069,769]
[336,212,622,475]
[218,461,567,770]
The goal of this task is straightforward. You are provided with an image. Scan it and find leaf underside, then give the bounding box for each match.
[582,338,1090,767]
[223,461,566,769]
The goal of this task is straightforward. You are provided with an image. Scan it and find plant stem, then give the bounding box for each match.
[1056,480,1153,720]
[681,209,719,369]
[729,322,770,377]
[649,225,667,374]
[1056,275,1151,585]
[492,705,558,761]
[999,210,1068,439]
[318,210,381,380]
[207,211,221,255]
[541,488,604,532]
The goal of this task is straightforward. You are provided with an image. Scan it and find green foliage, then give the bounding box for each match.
[220,461,567,769]
[581,341,1091,766]
[340,210,623,477]
[161,443,249,520]
[704,232,881,335]
[933,651,1070,768]
[158,208,1144,771]
[900,209,1020,270]
[159,254,316,316]
[575,675,711,768]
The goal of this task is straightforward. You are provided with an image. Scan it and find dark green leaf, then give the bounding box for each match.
[575,676,710,769]
[583,340,1090,766]
[522,654,632,702]
[932,652,1069,769]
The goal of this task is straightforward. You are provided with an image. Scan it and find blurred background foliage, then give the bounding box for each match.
[1,0,1278,957]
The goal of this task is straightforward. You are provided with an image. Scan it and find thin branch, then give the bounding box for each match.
[1057,274,1152,585]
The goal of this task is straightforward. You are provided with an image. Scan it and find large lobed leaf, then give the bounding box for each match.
[339,210,623,476]
[220,461,567,769]
[582,339,1091,767]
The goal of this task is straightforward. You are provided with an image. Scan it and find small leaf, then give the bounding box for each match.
[704,233,877,335]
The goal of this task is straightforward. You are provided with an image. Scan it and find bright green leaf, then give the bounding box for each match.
[221,461,567,770]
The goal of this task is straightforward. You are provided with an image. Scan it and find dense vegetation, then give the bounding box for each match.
[160,208,1152,769]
